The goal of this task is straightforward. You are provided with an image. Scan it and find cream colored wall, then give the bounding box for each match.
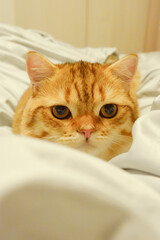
[144,0,160,52]
[14,0,87,48]
[87,0,150,52]
[0,0,160,53]
[0,0,15,24]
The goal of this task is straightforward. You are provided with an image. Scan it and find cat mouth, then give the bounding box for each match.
[78,139,95,150]
[77,141,102,157]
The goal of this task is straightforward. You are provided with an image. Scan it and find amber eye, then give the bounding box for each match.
[51,105,71,119]
[100,104,118,118]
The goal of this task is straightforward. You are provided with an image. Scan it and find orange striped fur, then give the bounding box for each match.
[12,52,139,161]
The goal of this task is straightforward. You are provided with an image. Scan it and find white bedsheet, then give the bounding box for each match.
[0,24,160,240]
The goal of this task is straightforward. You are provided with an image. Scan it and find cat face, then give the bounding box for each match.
[21,52,139,161]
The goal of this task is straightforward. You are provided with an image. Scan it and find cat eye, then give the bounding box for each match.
[100,104,118,118]
[51,105,71,119]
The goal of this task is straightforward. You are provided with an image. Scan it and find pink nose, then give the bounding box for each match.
[80,129,94,139]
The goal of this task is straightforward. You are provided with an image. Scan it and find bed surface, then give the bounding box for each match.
[0,24,160,240]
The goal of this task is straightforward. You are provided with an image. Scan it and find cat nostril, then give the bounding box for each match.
[80,129,94,140]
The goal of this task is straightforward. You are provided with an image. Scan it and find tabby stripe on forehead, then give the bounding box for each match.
[91,64,96,77]
[65,88,71,103]
[91,81,96,99]
[74,82,82,101]
[99,86,105,102]
[70,67,75,83]
[91,64,97,99]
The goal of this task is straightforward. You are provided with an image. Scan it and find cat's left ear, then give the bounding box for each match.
[107,54,138,84]
[26,51,57,90]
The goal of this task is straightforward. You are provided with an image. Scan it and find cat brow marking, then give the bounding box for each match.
[74,82,82,101]
[65,87,71,103]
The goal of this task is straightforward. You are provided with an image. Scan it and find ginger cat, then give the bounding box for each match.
[12,52,139,161]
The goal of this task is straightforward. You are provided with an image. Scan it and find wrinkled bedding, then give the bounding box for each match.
[0,24,160,240]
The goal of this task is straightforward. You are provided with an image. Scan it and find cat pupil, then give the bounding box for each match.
[104,104,114,114]
[55,106,66,115]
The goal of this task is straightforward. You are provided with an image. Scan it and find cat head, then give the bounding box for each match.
[23,51,139,161]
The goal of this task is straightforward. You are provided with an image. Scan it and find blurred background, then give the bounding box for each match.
[0,0,160,53]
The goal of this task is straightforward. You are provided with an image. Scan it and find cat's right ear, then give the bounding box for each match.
[106,54,138,84]
[26,51,57,91]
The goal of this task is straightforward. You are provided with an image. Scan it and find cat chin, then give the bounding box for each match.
[70,141,104,158]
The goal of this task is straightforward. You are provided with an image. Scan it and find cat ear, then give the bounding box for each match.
[107,54,138,84]
[103,52,119,65]
[26,51,57,87]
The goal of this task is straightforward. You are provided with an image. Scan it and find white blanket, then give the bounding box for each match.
[0,24,160,240]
